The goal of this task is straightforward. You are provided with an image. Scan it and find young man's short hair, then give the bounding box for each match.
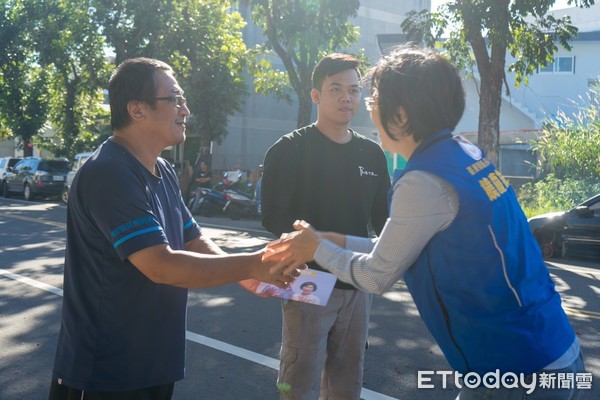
[312,53,361,90]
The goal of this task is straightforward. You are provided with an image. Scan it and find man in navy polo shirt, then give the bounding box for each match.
[48,58,297,400]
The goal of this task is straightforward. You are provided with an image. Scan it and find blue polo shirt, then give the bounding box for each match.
[52,139,201,391]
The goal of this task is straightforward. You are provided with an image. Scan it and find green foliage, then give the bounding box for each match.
[534,99,600,180]
[90,0,177,64]
[93,0,248,147]
[160,0,248,145]
[1,0,250,159]
[0,0,51,154]
[38,103,111,160]
[246,52,294,104]
[518,85,600,217]
[518,174,600,217]
[247,0,361,127]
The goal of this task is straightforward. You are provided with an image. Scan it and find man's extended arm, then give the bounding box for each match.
[129,243,294,289]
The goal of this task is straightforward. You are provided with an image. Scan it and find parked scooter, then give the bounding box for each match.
[215,171,255,197]
[188,187,228,216]
[222,189,259,220]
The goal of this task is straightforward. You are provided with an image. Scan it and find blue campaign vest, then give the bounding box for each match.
[398,130,575,375]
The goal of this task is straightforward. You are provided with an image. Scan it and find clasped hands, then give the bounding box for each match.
[247,220,320,290]
[262,220,321,283]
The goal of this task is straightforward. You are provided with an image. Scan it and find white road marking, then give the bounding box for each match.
[0,268,64,296]
[0,268,399,400]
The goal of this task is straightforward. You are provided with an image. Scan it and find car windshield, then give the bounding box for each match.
[39,160,70,173]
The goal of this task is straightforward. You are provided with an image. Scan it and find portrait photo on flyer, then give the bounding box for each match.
[254,268,337,306]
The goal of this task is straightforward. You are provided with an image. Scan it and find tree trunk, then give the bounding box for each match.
[23,137,33,157]
[296,91,313,128]
[477,73,502,166]
[64,79,80,151]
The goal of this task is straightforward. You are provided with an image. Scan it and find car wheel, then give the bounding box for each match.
[2,181,9,198]
[23,183,33,201]
[541,242,555,258]
[61,187,69,204]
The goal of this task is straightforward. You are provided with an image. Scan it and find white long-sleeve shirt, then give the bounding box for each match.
[314,170,459,294]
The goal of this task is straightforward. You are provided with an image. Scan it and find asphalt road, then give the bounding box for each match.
[0,197,598,399]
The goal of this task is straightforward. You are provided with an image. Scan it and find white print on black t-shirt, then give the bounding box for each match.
[358,166,378,177]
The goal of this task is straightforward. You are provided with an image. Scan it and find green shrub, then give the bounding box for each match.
[518,174,600,218]
[519,85,600,218]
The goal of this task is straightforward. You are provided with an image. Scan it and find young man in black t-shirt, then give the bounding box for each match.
[261,54,391,400]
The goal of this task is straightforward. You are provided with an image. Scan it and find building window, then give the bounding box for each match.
[539,56,575,74]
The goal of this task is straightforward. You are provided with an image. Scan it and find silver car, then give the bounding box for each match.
[61,152,93,204]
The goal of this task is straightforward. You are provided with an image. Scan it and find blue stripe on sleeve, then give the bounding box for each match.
[183,219,195,230]
[113,226,163,249]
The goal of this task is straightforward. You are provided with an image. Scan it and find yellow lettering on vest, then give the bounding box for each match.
[467,159,492,176]
[489,172,508,196]
[494,170,510,188]
[480,177,501,201]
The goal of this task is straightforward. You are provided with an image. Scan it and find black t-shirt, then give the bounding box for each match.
[261,124,391,290]
[195,169,212,188]
[52,139,201,391]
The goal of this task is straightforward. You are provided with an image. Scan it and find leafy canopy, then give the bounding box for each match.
[246,0,361,127]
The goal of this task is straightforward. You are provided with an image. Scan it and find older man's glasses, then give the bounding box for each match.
[154,95,187,108]
[364,97,377,112]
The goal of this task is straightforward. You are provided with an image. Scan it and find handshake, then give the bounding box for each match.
[245,220,322,290]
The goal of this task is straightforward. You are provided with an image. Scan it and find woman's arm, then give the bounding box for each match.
[270,171,458,294]
[315,171,458,293]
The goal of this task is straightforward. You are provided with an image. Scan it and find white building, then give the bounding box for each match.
[457,4,600,178]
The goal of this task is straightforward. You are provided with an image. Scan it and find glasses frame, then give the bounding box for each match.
[154,95,187,108]
[364,96,377,112]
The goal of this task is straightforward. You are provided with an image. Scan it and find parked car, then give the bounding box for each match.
[62,152,93,204]
[2,157,70,201]
[528,194,600,260]
[0,156,21,188]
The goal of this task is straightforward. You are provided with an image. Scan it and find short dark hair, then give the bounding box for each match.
[300,282,317,291]
[366,44,465,142]
[312,53,361,90]
[108,57,173,130]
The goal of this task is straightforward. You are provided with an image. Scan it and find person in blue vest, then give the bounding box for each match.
[265,45,586,400]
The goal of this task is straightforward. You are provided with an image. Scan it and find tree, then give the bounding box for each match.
[0,0,50,156]
[93,0,248,153]
[402,0,595,165]
[246,0,361,127]
[35,0,111,160]
[161,0,248,150]
[91,0,176,65]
